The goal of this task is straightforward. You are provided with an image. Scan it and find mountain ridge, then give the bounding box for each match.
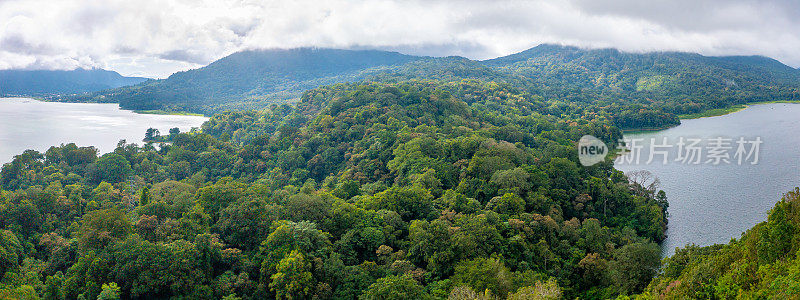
[59,44,800,130]
[66,48,423,113]
[0,68,149,97]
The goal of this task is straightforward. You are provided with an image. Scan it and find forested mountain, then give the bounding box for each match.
[635,188,800,299]
[68,48,421,113]
[65,45,800,130]
[0,69,148,96]
[484,44,800,117]
[0,80,669,299]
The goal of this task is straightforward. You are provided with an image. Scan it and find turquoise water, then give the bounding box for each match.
[0,98,207,164]
[615,103,800,256]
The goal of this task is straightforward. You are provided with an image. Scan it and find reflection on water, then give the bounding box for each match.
[0,98,208,164]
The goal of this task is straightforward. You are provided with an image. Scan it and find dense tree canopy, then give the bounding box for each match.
[1,80,671,299]
[635,188,800,299]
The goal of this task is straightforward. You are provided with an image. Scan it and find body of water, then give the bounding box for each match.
[0,98,207,164]
[615,103,800,256]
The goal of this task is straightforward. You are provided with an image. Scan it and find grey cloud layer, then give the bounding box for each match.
[2,0,799,78]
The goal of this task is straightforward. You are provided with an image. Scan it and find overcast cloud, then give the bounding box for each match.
[2,0,800,78]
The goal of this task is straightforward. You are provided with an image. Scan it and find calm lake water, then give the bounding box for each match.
[615,103,800,256]
[0,98,207,164]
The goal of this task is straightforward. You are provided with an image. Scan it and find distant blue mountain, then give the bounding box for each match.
[0,69,148,96]
[70,48,422,113]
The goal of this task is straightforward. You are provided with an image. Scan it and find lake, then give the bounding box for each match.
[615,103,800,256]
[0,98,207,164]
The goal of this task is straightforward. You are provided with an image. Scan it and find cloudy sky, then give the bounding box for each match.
[2,0,800,78]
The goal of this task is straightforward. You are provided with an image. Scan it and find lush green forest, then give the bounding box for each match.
[6,44,800,299]
[0,81,671,299]
[632,188,800,299]
[0,69,148,97]
[62,45,800,130]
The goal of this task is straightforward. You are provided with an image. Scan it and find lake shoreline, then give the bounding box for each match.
[622,125,678,133]
[133,109,205,117]
[617,102,800,257]
[622,100,800,134]
[0,97,207,164]
[1,97,205,117]
[679,100,800,120]
[678,105,748,120]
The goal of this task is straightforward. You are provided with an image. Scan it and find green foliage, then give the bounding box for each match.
[485,193,525,215]
[0,80,669,299]
[269,249,314,300]
[0,230,23,276]
[77,209,131,250]
[507,278,562,300]
[97,282,120,300]
[360,274,426,300]
[452,257,513,297]
[363,186,435,221]
[0,285,38,300]
[42,273,65,300]
[609,242,661,294]
[90,153,132,184]
[643,188,800,298]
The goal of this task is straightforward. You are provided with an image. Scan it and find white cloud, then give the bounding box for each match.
[2,0,800,78]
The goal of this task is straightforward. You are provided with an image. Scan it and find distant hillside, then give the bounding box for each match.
[484,44,800,112]
[63,45,800,129]
[0,69,148,96]
[68,48,422,113]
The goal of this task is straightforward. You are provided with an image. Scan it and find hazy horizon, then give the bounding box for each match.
[4,0,800,78]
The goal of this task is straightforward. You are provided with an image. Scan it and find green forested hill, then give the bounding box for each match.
[67,48,421,113]
[633,188,800,299]
[0,69,148,96]
[485,44,800,115]
[64,45,800,130]
[0,80,669,299]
